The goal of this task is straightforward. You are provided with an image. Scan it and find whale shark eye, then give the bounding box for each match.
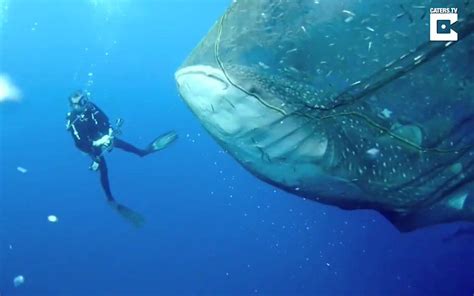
[245,84,263,97]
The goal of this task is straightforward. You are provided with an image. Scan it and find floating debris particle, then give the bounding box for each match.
[0,74,22,103]
[47,215,58,223]
[258,62,270,69]
[366,148,380,157]
[13,275,25,287]
[380,108,393,118]
[395,30,408,38]
[17,166,28,174]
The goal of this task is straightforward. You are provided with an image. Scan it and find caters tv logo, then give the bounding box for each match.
[430,7,458,41]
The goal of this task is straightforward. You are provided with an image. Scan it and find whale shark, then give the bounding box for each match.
[175,0,474,231]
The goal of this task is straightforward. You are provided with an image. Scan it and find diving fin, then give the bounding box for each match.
[147,130,178,153]
[108,201,145,228]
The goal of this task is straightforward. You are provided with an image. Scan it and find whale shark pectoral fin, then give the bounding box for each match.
[385,116,456,151]
[447,192,468,210]
[381,190,474,232]
[373,122,424,155]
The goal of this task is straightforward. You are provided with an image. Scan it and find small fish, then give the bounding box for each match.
[395,30,408,38]
[420,11,427,20]
[342,10,356,16]
[394,12,406,20]
[399,4,414,23]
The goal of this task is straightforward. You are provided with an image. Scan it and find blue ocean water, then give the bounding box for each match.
[1,1,473,295]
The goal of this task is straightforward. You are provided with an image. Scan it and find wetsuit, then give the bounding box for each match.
[66,102,148,201]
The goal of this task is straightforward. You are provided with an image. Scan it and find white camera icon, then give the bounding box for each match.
[430,13,458,41]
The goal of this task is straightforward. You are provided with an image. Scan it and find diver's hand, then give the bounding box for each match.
[92,134,112,148]
[89,161,100,171]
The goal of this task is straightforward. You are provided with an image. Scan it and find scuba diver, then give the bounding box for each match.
[66,90,178,226]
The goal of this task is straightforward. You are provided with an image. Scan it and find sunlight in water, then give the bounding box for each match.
[0,74,21,102]
[89,0,131,19]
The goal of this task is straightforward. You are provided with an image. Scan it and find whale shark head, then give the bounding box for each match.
[175,64,331,164]
[175,64,346,203]
[175,65,284,142]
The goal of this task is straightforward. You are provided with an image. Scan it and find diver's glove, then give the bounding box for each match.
[89,160,100,171]
[92,128,114,149]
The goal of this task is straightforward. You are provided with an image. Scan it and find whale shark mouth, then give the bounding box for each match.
[176,65,230,92]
